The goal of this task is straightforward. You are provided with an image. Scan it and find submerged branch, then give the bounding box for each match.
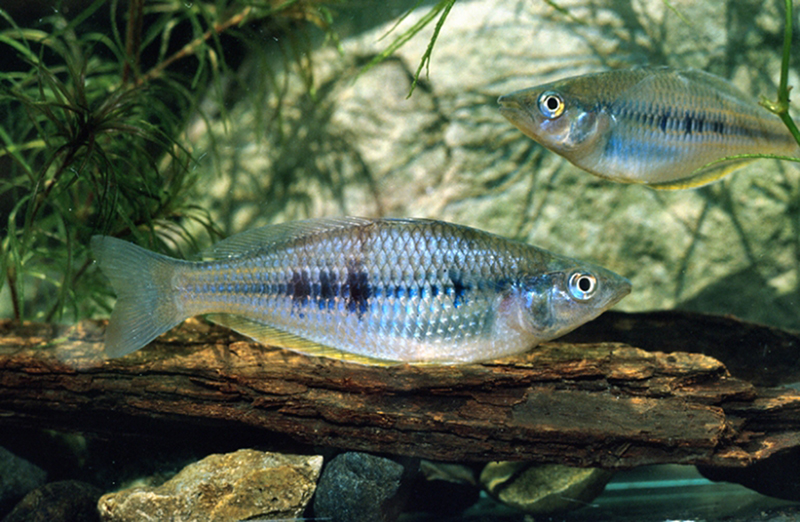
[136,6,252,86]
[1,311,800,468]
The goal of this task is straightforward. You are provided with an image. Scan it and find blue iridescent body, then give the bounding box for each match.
[498,67,799,189]
[91,218,630,364]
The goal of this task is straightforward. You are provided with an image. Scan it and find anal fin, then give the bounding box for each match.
[206,314,402,366]
[650,158,755,189]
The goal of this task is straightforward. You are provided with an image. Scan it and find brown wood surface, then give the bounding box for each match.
[1,311,799,468]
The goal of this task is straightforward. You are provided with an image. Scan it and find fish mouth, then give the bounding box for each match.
[498,95,541,141]
[497,95,531,129]
[620,277,632,295]
[608,277,633,307]
[497,94,519,107]
[497,94,523,115]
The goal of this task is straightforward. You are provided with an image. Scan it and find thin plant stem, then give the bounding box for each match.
[7,271,20,321]
[407,0,456,97]
[122,0,144,85]
[136,6,252,86]
[761,0,800,144]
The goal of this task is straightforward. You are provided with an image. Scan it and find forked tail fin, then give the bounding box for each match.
[91,235,185,358]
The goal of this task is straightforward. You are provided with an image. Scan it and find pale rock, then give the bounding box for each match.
[97,449,322,522]
[480,461,614,514]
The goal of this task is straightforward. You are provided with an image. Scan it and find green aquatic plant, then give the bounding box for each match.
[761,0,800,143]
[359,0,457,98]
[0,0,340,322]
[360,0,712,100]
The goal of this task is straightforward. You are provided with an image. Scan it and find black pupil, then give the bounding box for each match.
[546,96,560,111]
[578,276,592,292]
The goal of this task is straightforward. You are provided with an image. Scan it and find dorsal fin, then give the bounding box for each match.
[677,68,761,105]
[613,67,762,116]
[612,68,686,106]
[200,217,374,260]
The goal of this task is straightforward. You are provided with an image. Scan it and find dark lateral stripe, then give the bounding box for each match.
[291,269,311,310]
[317,270,338,310]
[234,269,495,315]
[614,103,792,143]
[345,259,371,318]
[290,269,342,312]
[380,283,441,301]
[659,110,670,132]
[448,271,469,308]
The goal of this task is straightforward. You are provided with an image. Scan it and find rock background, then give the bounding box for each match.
[97,449,322,522]
[187,0,800,330]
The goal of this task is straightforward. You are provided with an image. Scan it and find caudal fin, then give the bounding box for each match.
[91,235,185,358]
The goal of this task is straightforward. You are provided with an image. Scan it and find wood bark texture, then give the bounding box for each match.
[1,311,799,468]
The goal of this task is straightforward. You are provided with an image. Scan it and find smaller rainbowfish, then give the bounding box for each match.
[91,218,630,364]
[498,66,800,189]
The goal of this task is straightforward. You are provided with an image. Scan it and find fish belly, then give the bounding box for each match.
[592,113,797,187]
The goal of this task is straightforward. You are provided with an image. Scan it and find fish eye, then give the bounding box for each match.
[538,91,564,119]
[568,272,597,301]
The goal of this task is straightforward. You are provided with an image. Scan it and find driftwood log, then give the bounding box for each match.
[1,311,800,468]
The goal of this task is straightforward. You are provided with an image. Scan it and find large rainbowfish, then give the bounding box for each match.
[92,218,630,364]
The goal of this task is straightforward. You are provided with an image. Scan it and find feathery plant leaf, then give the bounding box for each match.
[358,0,457,98]
[0,0,347,322]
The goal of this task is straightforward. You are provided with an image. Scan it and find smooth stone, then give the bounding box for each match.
[480,462,614,514]
[313,452,417,522]
[2,480,102,522]
[97,449,322,522]
[0,447,47,516]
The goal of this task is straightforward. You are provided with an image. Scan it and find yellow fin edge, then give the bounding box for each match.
[206,314,405,366]
[648,158,754,190]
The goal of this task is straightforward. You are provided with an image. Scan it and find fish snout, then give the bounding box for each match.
[605,275,632,309]
[498,94,535,132]
[497,93,516,106]
[497,94,524,113]
[617,277,633,300]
